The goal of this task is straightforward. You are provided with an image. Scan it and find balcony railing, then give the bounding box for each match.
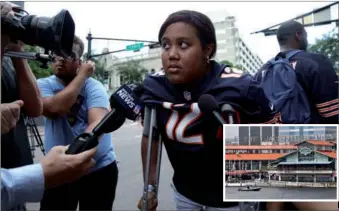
[268,170,334,174]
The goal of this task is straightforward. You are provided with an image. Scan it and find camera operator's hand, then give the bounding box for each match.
[1,1,16,19]
[0,100,24,134]
[1,1,16,55]
[137,191,158,211]
[40,145,97,188]
[6,40,25,52]
[77,60,96,78]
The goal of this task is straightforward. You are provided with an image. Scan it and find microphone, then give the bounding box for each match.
[66,83,144,154]
[109,83,144,121]
[221,104,235,124]
[197,94,226,125]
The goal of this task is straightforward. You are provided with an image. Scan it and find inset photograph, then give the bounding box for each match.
[223,125,338,202]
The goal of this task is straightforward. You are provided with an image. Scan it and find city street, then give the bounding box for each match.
[26,121,176,210]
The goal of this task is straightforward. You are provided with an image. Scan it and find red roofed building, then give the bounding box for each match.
[225,140,337,183]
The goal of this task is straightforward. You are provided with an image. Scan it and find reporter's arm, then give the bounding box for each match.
[1,164,45,211]
[37,72,87,119]
[85,80,110,135]
[8,50,43,117]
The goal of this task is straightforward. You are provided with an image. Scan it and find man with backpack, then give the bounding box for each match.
[255,20,338,124]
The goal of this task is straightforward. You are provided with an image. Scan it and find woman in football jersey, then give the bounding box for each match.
[137,10,337,211]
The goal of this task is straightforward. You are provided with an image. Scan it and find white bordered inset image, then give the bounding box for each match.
[223,124,338,202]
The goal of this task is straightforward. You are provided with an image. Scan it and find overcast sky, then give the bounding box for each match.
[24,1,337,61]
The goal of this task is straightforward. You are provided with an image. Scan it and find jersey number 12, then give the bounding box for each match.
[163,102,203,145]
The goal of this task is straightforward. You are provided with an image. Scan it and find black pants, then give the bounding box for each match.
[40,161,118,211]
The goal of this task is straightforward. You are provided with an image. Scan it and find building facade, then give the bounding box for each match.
[238,126,280,146]
[279,126,337,142]
[225,140,337,183]
[212,16,264,75]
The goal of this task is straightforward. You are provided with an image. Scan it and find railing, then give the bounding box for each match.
[268,170,334,174]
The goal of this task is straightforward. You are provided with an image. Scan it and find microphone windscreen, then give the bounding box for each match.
[198,94,219,114]
[103,115,126,133]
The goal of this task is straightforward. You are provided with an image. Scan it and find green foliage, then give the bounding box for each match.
[308,29,339,74]
[24,45,53,79]
[116,60,148,84]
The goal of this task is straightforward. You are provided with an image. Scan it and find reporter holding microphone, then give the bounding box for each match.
[1,2,97,210]
[0,93,97,211]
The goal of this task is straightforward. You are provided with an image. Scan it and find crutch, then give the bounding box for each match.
[141,106,163,211]
[222,104,261,211]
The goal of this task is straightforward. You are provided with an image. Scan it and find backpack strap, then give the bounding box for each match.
[285,50,303,60]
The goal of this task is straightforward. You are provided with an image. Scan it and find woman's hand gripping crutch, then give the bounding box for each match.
[138,106,163,211]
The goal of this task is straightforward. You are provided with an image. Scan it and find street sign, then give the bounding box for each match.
[126,43,144,51]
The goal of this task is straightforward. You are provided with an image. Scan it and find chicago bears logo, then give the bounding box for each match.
[183,91,192,101]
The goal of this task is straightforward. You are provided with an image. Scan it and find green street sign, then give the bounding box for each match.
[126,43,144,51]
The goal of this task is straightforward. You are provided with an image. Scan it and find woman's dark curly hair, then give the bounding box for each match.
[158,10,217,59]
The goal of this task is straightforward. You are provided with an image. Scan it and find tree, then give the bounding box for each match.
[308,29,339,74]
[24,45,53,79]
[116,60,148,84]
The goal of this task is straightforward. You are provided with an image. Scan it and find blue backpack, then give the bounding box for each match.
[254,50,311,123]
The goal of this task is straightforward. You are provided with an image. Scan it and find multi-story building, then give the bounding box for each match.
[279,126,337,142]
[238,126,280,146]
[212,16,264,75]
[237,126,337,146]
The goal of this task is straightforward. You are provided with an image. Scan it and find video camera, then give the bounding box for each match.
[1,5,75,68]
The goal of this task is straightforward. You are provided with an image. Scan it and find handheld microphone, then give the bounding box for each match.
[66,83,144,155]
[198,94,226,125]
[221,104,235,124]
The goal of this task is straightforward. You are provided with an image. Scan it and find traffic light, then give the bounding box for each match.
[104,71,109,80]
[149,43,161,49]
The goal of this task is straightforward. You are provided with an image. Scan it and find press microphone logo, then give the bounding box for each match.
[116,88,136,108]
[113,84,143,120]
